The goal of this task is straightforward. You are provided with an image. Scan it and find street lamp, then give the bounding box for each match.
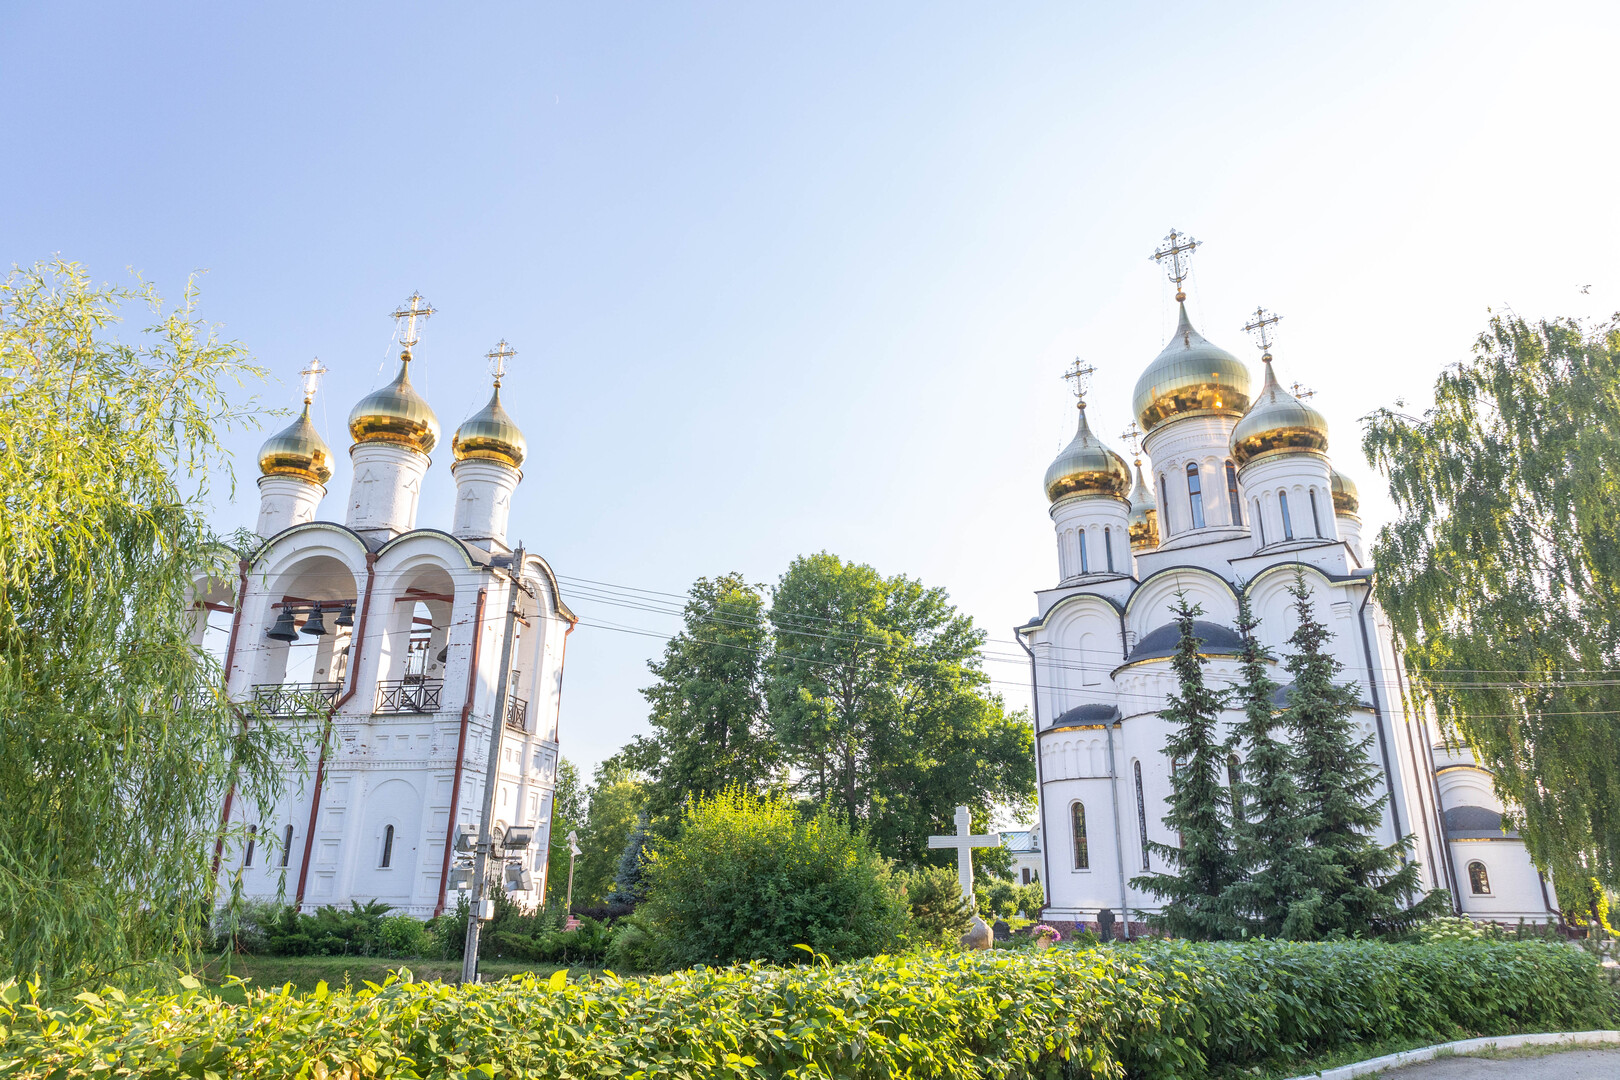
[565,830,582,913]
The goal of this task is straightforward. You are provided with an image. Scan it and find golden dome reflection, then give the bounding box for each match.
[348,354,440,455]
[1131,303,1252,432]
[1044,404,1132,503]
[452,387,526,469]
[1229,356,1329,466]
[258,404,334,485]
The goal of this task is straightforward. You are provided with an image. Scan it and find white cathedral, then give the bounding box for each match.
[208,298,572,916]
[1019,235,1558,932]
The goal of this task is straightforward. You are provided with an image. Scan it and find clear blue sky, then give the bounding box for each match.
[6,2,1615,780]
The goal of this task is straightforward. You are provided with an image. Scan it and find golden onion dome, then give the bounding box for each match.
[258,403,334,485]
[1330,468,1360,515]
[1229,356,1329,467]
[1127,458,1159,551]
[452,386,526,469]
[1044,403,1132,503]
[348,354,440,454]
[1132,302,1252,433]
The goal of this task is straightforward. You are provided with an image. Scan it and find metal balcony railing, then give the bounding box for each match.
[252,682,342,717]
[375,678,445,714]
[504,695,529,733]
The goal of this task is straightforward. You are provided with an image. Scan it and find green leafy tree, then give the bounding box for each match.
[633,787,909,969]
[1222,587,1319,937]
[1282,574,1445,936]
[0,261,287,989]
[623,573,781,822]
[544,758,584,907]
[1130,595,1241,940]
[1363,312,1620,891]
[767,552,1034,866]
[605,817,653,906]
[571,758,647,904]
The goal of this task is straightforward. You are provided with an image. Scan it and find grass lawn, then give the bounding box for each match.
[199,954,582,1003]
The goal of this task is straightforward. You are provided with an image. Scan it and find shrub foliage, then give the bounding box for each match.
[1,941,1612,1079]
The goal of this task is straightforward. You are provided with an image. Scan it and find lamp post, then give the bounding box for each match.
[565,830,581,913]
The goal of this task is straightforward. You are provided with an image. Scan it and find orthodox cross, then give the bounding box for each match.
[1242,306,1282,360]
[1120,421,1144,460]
[299,357,326,405]
[1062,357,1097,407]
[927,805,1000,910]
[485,339,517,388]
[392,291,436,351]
[1290,381,1316,400]
[1151,228,1201,301]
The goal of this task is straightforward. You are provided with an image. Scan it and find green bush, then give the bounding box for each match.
[900,865,971,943]
[634,788,910,969]
[491,918,613,966]
[2,941,1611,1079]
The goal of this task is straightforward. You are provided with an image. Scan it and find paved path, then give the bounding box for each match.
[1376,1048,1620,1078]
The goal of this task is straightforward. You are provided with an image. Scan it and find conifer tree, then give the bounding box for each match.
[1283,572,1446,935]
[1221,586,1320,937]
[1130,594,1241,939]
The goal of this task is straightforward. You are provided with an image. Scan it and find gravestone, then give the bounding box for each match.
[959,915,993,951]
[992,919,1011,943]
[1097,907,1115,942]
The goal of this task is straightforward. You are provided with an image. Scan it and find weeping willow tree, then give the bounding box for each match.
[0,261,286,990]
[1364,312,1620,894]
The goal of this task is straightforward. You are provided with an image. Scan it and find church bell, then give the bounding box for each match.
[334,602,355,627]
[266,609,299,642]
[300,604,329,637]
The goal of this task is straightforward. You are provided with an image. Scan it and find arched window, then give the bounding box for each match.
[380,824,395,869]
[1134,760,1150,871]
[1468,860,1491,895]
[1078,529,1090,574]
[1071,802,1089,870]
[1186,463,1206,529]
[1309,489,1323,537]
[1228,755,1244,824]
[1103,527,1115,572]
[281,825,294,868]
[1159,475,1169,532]
[1225,461,1242,524]
[244,824,258,868]
[1279,490,1295,540]
[1254,498,1266,544]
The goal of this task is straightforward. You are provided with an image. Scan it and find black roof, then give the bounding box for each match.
[1126,620,1245,664]
[1445,804,1518,838]
[1048,702,1122,730]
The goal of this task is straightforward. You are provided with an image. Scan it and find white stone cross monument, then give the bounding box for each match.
[928,805,1000,909]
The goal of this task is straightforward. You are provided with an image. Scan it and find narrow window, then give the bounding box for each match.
[380,824,395,869]
[1021,867,1031,885]
[1279,491,1295,540]
[1309,489,1323,537]
[1159,475,1169,532]
[1255,498,1267,544]
[244,824,257,868]
[281,825,294,867]
[1468,861,1491,895]
[1071,802,1089,870]
[1134,760,1150,871]
[1104,527,1115,572]
[1225,461,1242,524]
[1228,755,1244,824]
[1186,463,1206,529]
[1078,530,1090,574]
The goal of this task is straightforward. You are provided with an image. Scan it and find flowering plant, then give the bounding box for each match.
[1031,923,1061,942]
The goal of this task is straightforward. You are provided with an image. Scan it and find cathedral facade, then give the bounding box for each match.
[1019,246,1556,932]
[207,303,572,917]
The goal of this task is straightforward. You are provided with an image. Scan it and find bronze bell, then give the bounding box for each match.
[266,609,299,642]
[334,602,355,628]
[300,604,329,637]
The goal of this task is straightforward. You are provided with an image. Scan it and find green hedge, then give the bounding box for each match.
[0,941,1612,1079]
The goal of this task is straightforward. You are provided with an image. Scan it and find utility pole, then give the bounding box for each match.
[460,547,525,985]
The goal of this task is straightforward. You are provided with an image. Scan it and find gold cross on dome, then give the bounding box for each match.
[1242,306,1283,358]
[1290,381,1316,400]
[1062,358,1096,406]
[485,339,517,387]
[299,358,326,404]
[392,291,436,351]
[1151,228,1201,300]
[1120,422,1143,458]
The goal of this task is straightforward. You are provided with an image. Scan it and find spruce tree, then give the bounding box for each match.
[1283,572,1446,936]
[1130,594,1241,939]
[1221,586,1320,938]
